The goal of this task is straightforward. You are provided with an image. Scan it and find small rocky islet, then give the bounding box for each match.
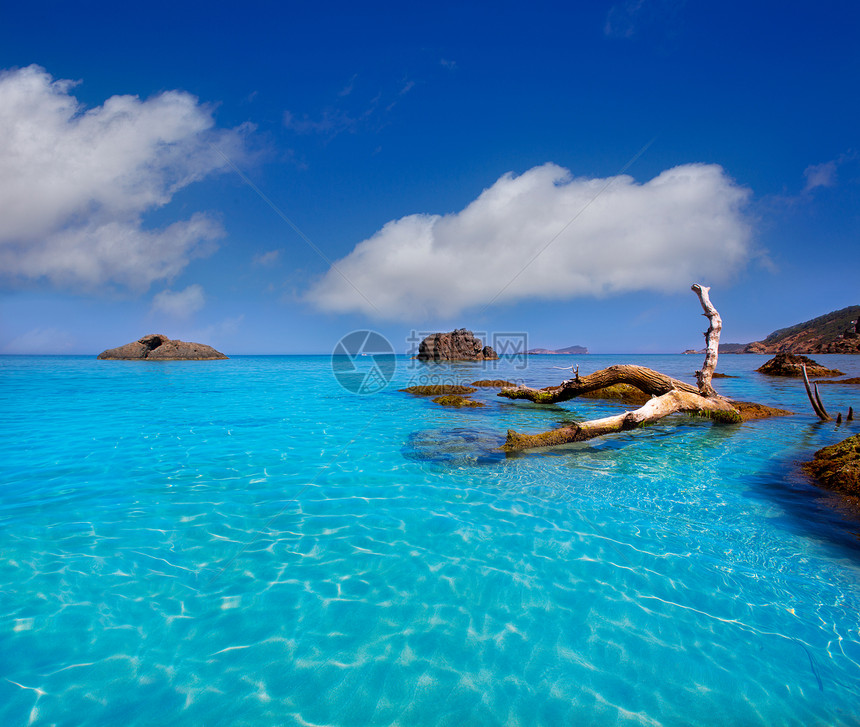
[755,352,843,377]
[97,334,228,360]
[416,328,498,362]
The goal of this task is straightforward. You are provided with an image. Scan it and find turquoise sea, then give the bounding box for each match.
[2,352,860,726]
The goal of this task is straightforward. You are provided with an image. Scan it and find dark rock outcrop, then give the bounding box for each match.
[416,329,498,362]
[755,353,843,377]
[97,334,228,360]
[804,434,860,496]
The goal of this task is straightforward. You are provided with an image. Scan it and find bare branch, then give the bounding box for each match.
[691,284,721,398]
[503,390,741,452]
[499,364,697,404]
[802,364,832,421]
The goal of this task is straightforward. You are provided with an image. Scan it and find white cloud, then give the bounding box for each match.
[803,160,838,191]
[252,249,282,266]
[306,162,752,320]
[151,284,206,318]
[0,65,245,290]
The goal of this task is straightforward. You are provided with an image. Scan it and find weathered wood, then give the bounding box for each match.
[502,390,741,452]
[692,284,721,398]
[498,283,755,452]
[802,364,832,421]
[499,364,698,404]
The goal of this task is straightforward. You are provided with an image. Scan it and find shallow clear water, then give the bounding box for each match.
[2,353,860,726]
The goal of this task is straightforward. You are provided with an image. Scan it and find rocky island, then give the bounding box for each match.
[97,334,228,360]
[755,353,843,377]
[416,329,498,361]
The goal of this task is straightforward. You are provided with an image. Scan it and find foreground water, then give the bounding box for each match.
[2,353,860,726]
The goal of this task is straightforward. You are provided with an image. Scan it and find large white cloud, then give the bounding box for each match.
[307,163,752,319]
[0,65,245,290]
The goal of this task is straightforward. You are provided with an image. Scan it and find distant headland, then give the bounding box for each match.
[97,334,228,360]
[685,305,860,354]
[526,345,588,355]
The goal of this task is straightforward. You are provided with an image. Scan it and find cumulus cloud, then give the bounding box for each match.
[151,284,206,318]
[306,163,752,320]
[0,65,245,290]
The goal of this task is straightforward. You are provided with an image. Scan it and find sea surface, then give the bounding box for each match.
[2,352,860,726]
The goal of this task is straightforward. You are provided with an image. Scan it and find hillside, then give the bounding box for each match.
[527,345,588,355]
[745,306,860,354]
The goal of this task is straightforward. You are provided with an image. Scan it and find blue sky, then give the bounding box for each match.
[1,1,858,354]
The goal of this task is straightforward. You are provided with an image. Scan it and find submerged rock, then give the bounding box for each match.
[755,353,843,377]
[731,401,794,421]
[416,329,498,361]
[400,385,477,396]
[97,334,228,361]
[803,434,860,496]
[578,384,652,406]
[432,395,484,407]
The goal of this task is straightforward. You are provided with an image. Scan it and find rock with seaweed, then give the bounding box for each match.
[432,395,484,407]
[400,385,477,396]
[416,329,498,361]
[803,434,860,496]
[97,334,228,360]
[756,353,843,377]
[498,285,793,452]
[471,380,516,387]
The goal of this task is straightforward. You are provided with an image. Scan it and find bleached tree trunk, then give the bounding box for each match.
[500,364,698,404]
[692,284,721,398]
[500,284,743,452]
[503,390,740,451]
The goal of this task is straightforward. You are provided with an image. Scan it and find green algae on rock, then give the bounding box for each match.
[577,383,652,406]
[470,380,516,388]
[732,401,794,421]
[400,385,477,396]
[803,434,860,496]
[432,395,485,407]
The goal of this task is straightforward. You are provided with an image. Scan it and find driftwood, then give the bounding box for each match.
[499,364,698,404]
[504,389,741,450]
[802,364,832,421]
[692,283,721,398]
[500,285,764,452]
